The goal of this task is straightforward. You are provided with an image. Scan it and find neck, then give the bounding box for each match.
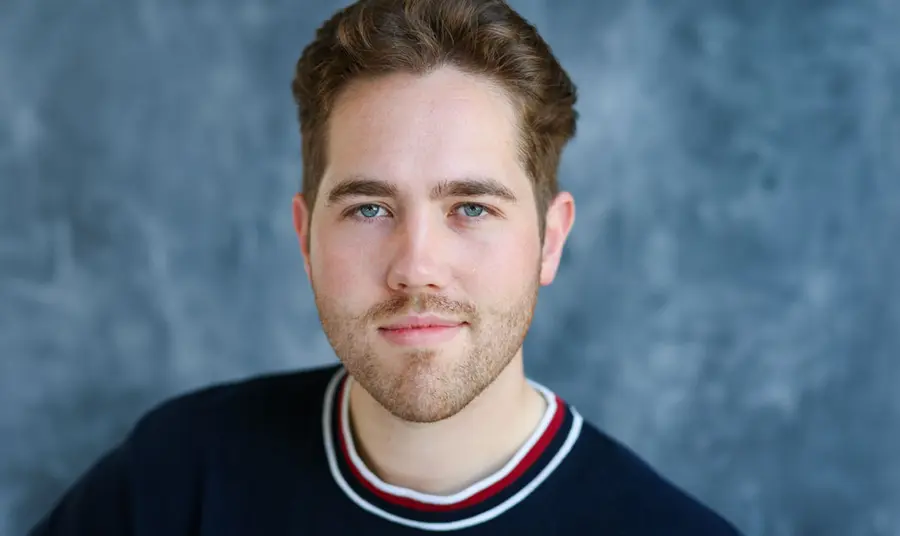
[347,352,547,496]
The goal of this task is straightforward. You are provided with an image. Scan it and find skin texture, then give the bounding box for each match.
[292,65,575,494]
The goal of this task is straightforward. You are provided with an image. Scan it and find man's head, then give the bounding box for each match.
[290,0,578,423]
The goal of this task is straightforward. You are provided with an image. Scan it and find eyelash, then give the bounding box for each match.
[344,203,496,223]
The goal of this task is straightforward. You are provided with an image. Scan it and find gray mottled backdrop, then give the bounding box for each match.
[2,0,898,534]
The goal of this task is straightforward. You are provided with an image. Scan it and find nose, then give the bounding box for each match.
[385,210,451,292]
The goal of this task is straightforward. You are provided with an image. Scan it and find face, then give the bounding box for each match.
[293,66,574,423]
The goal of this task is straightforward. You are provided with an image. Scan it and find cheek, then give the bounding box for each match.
[458,231,539,295]
[311,229,381,294]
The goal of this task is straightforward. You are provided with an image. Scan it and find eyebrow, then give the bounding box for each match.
[324,175,518,206]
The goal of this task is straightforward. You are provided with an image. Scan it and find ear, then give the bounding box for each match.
[291,193,312,280]
[539,191,576,286]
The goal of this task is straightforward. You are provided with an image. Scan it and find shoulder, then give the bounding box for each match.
[560,414,743,535]
[28,365,344,534]
[126,363,341,457]
[137,363,339,425]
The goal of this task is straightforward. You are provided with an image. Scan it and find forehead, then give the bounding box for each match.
[321,67,528,197]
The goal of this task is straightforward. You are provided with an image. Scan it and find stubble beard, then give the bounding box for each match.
[313,273,540,424]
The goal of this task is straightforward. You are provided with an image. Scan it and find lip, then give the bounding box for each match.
[378,315,466,346]
[380,315,463,330]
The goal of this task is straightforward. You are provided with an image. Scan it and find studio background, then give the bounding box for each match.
[2,0,899,534]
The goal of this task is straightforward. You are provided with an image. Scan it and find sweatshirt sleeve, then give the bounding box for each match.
[28,442,133,536]
[27,385,221,536]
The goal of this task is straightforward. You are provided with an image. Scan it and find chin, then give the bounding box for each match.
[383,392,471,424]
[373,359,476,423]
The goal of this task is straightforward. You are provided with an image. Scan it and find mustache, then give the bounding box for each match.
[366,294,476,322]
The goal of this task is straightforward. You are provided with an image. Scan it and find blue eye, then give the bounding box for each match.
[458,203,485,218]
[357,204,383,218]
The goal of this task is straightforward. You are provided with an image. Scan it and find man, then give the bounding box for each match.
[31,0,743,534]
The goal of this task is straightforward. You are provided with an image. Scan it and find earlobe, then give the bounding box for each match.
[539,192,576,286]
[292,194,312,279]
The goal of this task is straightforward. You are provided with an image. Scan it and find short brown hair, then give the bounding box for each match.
[291,0,578,237]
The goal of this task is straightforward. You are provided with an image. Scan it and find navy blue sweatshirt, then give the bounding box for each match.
[30,364,743,535]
